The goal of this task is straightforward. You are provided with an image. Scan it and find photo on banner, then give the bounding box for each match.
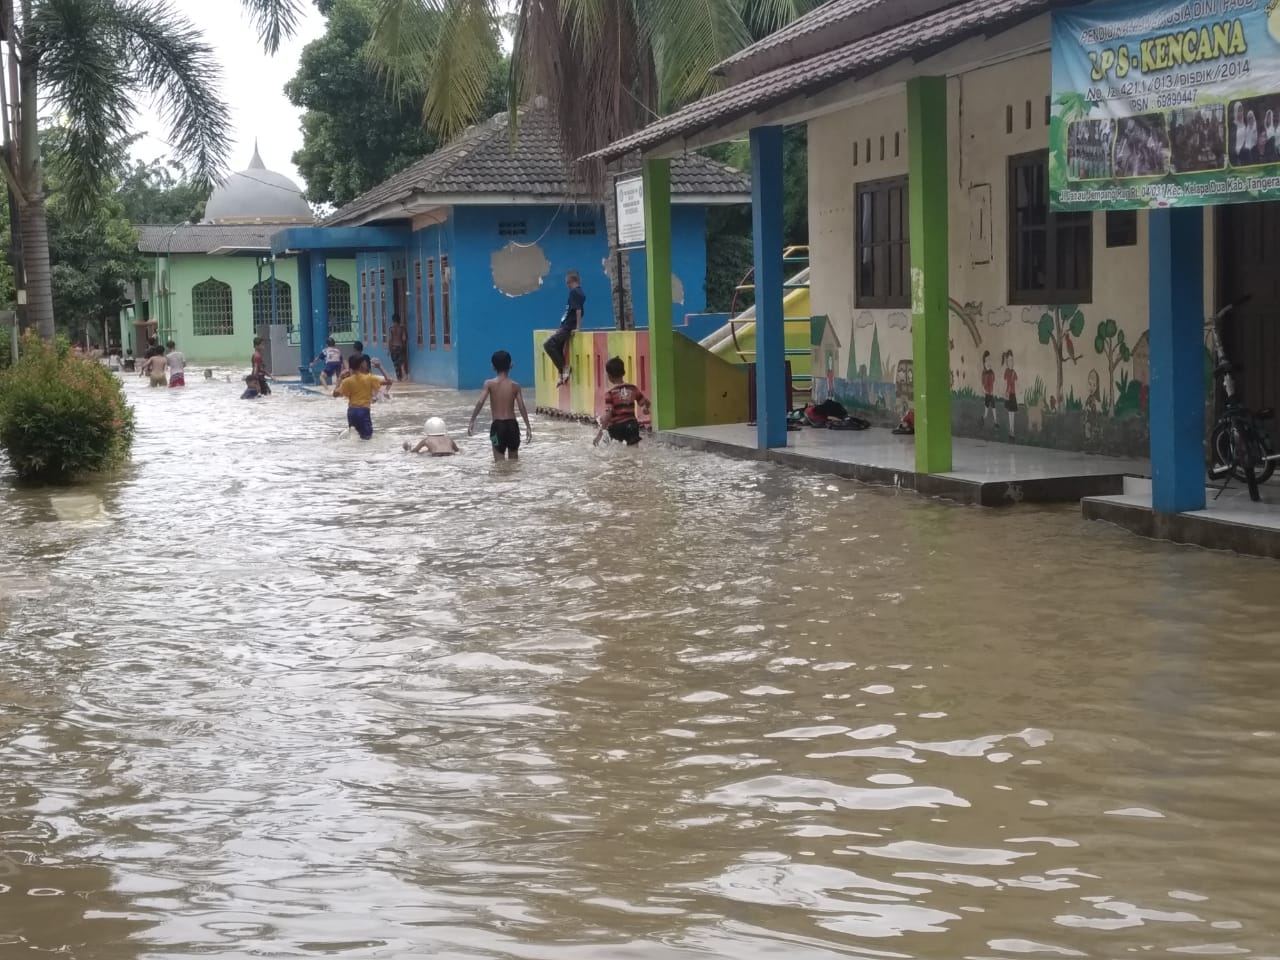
[1051,0,1280,210]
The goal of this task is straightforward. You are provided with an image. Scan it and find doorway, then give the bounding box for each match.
[392,274,410,378]
[1218,201,1280,416]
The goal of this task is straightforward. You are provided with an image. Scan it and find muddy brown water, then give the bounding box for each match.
[1,375,1279,959]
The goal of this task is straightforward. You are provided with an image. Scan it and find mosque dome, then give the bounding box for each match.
[202,143,315,225]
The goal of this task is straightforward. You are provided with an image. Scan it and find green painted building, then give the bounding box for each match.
[130,147,357,371]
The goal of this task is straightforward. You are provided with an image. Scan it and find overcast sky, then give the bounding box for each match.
[128,1,329,186]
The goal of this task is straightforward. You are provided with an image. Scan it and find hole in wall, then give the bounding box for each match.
[491,242,551,297]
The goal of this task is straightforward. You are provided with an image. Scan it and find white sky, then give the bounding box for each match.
[128,1,329,185]
[128,0,518,188]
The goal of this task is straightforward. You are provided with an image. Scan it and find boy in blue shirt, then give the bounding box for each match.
[543,270,584,386]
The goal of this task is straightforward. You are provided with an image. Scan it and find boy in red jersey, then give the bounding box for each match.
[593,356,650,447]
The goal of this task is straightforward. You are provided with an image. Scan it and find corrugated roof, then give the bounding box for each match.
[327,101,751,227]
[137,224,279,254]
[595,0,1070,161]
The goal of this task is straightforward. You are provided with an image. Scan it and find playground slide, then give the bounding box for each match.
[699,267,813,369]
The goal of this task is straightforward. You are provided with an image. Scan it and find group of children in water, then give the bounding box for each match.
[233,334,649,460]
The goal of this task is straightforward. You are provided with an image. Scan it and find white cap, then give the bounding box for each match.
[425,417,447,436]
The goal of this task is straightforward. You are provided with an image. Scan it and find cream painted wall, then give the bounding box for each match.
[806,47,1218,454]
[808,90,913,415]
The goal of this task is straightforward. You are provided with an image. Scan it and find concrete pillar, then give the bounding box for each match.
[296,251,314,382]
[643,158,676,430]
[907,76,952,473]
[1148,207,1206,514]
[311,253,329,361]
[751,125,787,449]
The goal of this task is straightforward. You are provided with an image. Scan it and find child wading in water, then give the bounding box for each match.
[468,350,532,460]
[335,356,392,440]
[593,356,650,447]
[314,337,344,387]
[404,417,460,456]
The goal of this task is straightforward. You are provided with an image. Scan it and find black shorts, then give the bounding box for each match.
[607,420,642,446]
[1005,396,1018,413]
[490,419,521,453]
[984,394,996,409]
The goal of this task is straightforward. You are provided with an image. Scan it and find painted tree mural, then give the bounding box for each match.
[1093,318,1131,413]
[869,325,883,382]
[1038,304,1086,406]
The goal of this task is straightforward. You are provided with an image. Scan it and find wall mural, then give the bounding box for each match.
[818,298,1154,459]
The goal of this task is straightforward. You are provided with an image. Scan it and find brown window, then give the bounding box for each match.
[1106,209,1138,248]
[1008,151,1092,304]
[378,267,387,343]
[427,258,437,348]
[359,271,368,341]
[855,176,910,308]
[441,255,451,348]
[414,260,424,346]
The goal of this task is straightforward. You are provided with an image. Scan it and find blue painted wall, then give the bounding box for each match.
[353,202,717,390]
[627,204,708,333]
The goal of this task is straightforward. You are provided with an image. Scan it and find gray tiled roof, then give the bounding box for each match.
[136,224,279,254]
[595,0,1072,160]
[715,0,888,77]
[327,102,751,227]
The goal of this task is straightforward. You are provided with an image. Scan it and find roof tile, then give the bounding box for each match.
[136,224,279,254]
[327,102,750,227]
[596,0,1066,160]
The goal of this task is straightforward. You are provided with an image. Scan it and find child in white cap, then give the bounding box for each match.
[404,417,459,456]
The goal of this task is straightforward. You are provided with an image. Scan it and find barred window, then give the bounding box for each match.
[568,219,596,236]
[1009,150,1092,304]
[327,275,353,333]
[192,278,234,336]
[250,278,291,330]
[498,220,527,237]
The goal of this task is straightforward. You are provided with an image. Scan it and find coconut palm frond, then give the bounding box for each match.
[26,0,139,214]
[738,0,820,38]
[368,0,498,139]
[420,0,501,138]
[110,0,232,193]
[645,0,749,108]
[240,0,303,54]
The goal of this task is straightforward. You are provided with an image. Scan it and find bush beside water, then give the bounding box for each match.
[0,333,135,483]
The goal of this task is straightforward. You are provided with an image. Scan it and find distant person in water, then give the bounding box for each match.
[251,336,272,396]
[141,351,167,387]
[165,340,186,388]
[404,417,459,456]
[335,355,392,440]
[339,340,387,383]
[388,314,409,381]
[240,374,262,399]
[314,337,344,387]
[468,350,532,460]
[593,356,650,447]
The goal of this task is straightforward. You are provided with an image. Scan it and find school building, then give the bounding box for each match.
[268,100,749,389]
[592,0,1280,556]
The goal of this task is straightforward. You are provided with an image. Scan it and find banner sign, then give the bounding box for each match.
[615,175,646,247]
[1051,0,1280,210]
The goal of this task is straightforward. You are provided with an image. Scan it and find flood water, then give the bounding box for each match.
[2,375,1280,959]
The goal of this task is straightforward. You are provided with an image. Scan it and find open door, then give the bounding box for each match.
[1218,201,1280,415]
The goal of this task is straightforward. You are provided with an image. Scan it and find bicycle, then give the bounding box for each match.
[1205,295,1279,503]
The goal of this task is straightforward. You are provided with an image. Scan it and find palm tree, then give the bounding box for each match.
[367,0,818,327]
[0,0,300,339]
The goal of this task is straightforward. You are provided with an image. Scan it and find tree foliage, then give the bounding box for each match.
[117,157,208,225]
[286,0,508,207]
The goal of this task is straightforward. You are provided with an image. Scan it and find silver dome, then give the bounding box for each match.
[203,144,315,225]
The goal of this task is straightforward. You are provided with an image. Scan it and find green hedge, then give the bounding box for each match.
[0,333,135,483]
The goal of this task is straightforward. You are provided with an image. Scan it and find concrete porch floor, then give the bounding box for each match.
[660,423,1151,506]
[1084,477,1280,560]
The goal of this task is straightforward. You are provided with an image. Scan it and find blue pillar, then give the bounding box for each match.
[1148,207,1205,514]
[296,251,314,382]
[311,253,329,358]
[751,125,786,449]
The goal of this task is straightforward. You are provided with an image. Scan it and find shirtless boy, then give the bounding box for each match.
[141,351,167,387]
[468,350,532,460]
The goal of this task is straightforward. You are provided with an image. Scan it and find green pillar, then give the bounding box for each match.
[643,158,676,430]
[907,76,952,474]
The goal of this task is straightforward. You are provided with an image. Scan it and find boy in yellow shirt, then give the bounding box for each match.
[334,356,392,439]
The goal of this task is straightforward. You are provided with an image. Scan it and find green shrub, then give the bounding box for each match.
[0,332,134,483]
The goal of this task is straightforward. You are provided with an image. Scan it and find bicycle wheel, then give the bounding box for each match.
[1212,420,1276,485]
[1230,421,1261,502]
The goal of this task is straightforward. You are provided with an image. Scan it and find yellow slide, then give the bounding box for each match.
[700,266,814,383]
